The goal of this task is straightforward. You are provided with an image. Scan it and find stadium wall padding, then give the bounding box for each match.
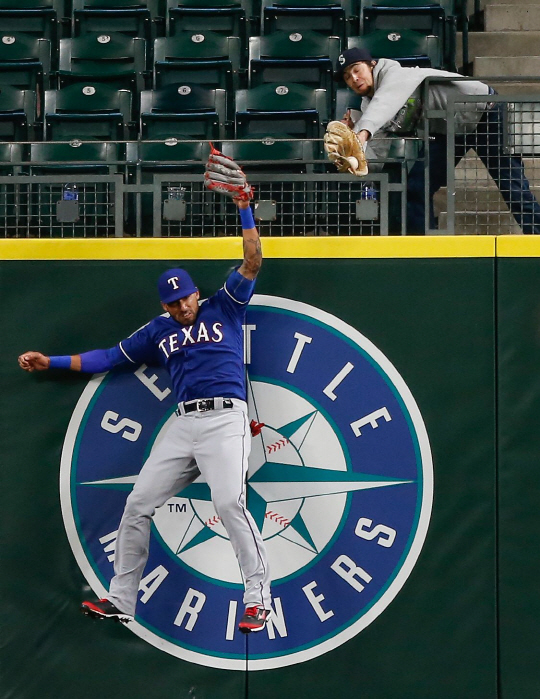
[0,236,537,699]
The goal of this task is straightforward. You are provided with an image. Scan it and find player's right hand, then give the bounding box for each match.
[18,351,50,372]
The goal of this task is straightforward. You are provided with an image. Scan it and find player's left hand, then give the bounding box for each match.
[204,144,254,201]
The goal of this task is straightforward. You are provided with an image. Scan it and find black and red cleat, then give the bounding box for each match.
[238,606,272,634]
[81,598,133,623]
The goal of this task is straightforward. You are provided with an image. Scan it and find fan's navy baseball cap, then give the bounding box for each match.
[158,268,198,303]
[334,47,374,82]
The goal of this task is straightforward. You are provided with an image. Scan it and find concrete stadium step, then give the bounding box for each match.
[459,31,540,57]
[434,185,540,212]
[452,156,540,185]
[488,81,540,96]
[474,55,540,77]
[485,4,540,31]
[437,210,523,234]
[474,0,528,7]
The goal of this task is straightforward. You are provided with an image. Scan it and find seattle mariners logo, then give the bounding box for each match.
[60,295,433,670]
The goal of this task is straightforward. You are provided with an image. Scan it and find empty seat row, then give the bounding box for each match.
[0,27,446,110]
[0,82,329,141]
[0,0,463,68]
[0,139,320,175]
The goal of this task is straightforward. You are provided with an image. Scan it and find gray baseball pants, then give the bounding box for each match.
[107,399,272,616]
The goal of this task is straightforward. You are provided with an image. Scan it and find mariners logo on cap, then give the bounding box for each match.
[61,296,432,670]
[338,54,345,65]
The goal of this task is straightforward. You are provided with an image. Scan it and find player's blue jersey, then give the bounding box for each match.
[116,269,255,403]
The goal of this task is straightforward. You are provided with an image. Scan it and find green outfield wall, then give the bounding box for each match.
[0,236,537,699]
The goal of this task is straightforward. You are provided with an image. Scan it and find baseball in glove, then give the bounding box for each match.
[324,121,368,176]
[204,143,254,201]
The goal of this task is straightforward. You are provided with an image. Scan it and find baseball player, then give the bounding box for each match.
[17,148,272,635]
[325,47,540,234]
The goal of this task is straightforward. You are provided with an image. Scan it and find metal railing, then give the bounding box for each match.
[423,78,540,235]
[0,174,123,238]
[1,80,539,238]
[0,139,405,237]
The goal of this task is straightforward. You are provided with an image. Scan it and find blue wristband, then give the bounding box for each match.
[239,206,255,230]
[49,355,72,370]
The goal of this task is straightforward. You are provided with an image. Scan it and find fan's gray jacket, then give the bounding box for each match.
[349,58,490,138]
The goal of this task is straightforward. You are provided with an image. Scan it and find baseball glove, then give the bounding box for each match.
[324,121,368,176]
[204,143,254,201]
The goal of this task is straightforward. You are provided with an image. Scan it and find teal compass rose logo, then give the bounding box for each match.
[60,295,433,670]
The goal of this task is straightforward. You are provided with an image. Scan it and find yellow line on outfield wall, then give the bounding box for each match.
[0,236,495,260]
[496,236,540,257]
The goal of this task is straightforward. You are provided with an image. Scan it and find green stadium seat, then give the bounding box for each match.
[358,0,457,69]
[72,0,161,41]
[0,33,52,91]
[140,84,228,139]
[261,0,355,42]
[248,30,340,112]
[153,32,241,111]
[44,83,133,140]
[167,0,254,51]
[0,85,37,140]
[29,142,124,174]
[0,142,24,172]
[58,34,147,93]
[0,0,64,43]
[359,0,449,32]
[235,82,328,140]
[127,139,207,169]
[348,29,443,68]
[222,137,316,172]
[334,86,362,120]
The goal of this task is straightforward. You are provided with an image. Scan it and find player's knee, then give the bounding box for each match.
[124,490,154,518]
[214,495,243,520]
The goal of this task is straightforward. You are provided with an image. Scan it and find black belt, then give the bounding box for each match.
[179,398,234,414]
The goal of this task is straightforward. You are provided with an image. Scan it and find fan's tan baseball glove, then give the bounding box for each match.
[324,121,368,176]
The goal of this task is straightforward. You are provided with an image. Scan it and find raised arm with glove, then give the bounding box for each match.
[204,143,254,200]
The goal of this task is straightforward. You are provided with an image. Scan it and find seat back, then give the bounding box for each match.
[0,0,63,41]
[128,139,207,168]
[0,84,36,139]
[153,32,240,91]
[222,137,316,172]
[167,0,252,51]
[348,29,443,68]
[29,141,122,173]
[72,0,158,39]
[248,31,340,111]
[44,83,133,140]
[235,82,327,138]
[334,86,362,120]
[359,1,455,68]
[0,142,23,173]
[261,0,354,41]
[253,29,341,61]
[0,33,52,90]
[59,34,147,91]
[359,0,447,35]
[361,0,455,14]
[140,83,227,139]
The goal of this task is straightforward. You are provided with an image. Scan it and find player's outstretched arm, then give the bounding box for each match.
[18,347,126,373]
[203,144,261,280]
[236,198,262,280]
[18,351,82,372]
